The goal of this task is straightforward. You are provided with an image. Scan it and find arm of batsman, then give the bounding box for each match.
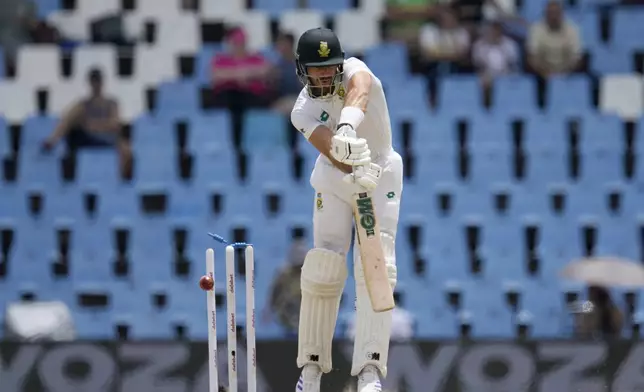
[330,127,371,166]
[343,162,382,191]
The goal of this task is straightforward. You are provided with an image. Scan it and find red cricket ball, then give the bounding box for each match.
[199,275,214,291]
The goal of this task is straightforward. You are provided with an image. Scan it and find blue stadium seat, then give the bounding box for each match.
[76,149,120,191]
[467,113,512,150]
[567,9,602,49]
[459,281,514,338]
[546,75,592,117]
[578,115,623,185]
[98,186,138,221]
[8,219,59,284]
[413,150,459,184]
[438,76,484,117]
[469,147,513,186]
[384,77,428,115]
[156,80,200,120]
[17,151,62,189]
[187,111,233,155]
[520,280,566,338]
[132,115,174,152]
[591,45,631,74]
[480,218,527,281]
[365,43,409,85]
[253,0,298,14]
[307,0,352,12]
[524,114,568,154]
[44,186,86,223]
[407,112,456,153]
[493,75,538,117]
[0,185,26,222]
[406,283,459,338]
[612,8,644,50]
[195,44,223,84]
[132,117,176,188]
[21,115,58,154]
[594,215,640,260]
[242,110,291,183]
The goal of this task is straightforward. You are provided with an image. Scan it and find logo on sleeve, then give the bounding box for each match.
[319,111,329,122]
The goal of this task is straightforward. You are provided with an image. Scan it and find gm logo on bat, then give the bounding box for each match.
[356,193,376,237]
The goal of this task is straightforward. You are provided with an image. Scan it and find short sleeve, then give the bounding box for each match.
[291,94,323,140]
[343,57,372,82]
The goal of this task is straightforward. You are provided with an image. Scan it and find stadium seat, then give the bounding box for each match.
[308,0,352,13]
[546,75,592,117]
[438,76,484,117]
[591,46,631,74]
[279,10,325,40]
[612,8,644,50]
[0,81,37,122]
[134,45,177,86]
[49,81,86,116]
[76,149,120,191]
[76,0,120,20]
[16,45,61,87]
[156,13,200,55]
[384,77,428,115]
[493,75,538,117]
[335,10,379,53]
[156,80,200,120]
[107,79,146,121]
[20,115,57,153]
[72,45,117,83]
[202,0,244,18]
[47,10,90,41]
[226,11,271,52]
[364,43,408,84]
[600,75,644,120]
[253,0,298,14]
[135,0,181,18]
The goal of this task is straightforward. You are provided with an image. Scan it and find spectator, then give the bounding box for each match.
[419,8,471,77]
[527,0,582,78]
[271,32,301,116]
[574,285,624,339]
[261,238,309,335]
[385,0,444,44]
[473,21,519,88]
[41,68,132,178]
[212,26,272,147]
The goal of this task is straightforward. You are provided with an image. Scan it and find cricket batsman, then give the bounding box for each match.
[290,28,403,392]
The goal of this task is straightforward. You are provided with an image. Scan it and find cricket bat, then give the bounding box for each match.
[353,191,396,313]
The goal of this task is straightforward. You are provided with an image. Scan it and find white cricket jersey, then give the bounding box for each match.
[290,57,394,162]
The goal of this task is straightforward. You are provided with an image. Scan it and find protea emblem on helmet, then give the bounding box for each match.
[318,41,330,58]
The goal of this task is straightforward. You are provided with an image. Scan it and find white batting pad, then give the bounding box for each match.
[297,248,348,373]
[351,230,397,377]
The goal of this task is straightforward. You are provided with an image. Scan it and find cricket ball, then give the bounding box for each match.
[199,275,214,291]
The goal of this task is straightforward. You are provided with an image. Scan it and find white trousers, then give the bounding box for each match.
[310,150,403,377]
[310,151,403,255]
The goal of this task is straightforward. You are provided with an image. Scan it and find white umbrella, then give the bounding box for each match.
[560,256,644,287]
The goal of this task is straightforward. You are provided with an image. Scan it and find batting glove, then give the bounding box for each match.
[330,125,371,166]
[343,162,382,191]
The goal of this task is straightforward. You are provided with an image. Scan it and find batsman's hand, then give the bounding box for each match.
[343,162,382,191]
[330,125,371,166]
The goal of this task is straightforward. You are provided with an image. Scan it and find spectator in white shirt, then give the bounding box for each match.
[473,21,519,87]
[527,0,582,78]
[419,8,471,77]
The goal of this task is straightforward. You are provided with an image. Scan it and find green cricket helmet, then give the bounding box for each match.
[295,27,345,98]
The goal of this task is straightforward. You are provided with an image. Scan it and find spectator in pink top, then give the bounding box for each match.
[212,26,272,147]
